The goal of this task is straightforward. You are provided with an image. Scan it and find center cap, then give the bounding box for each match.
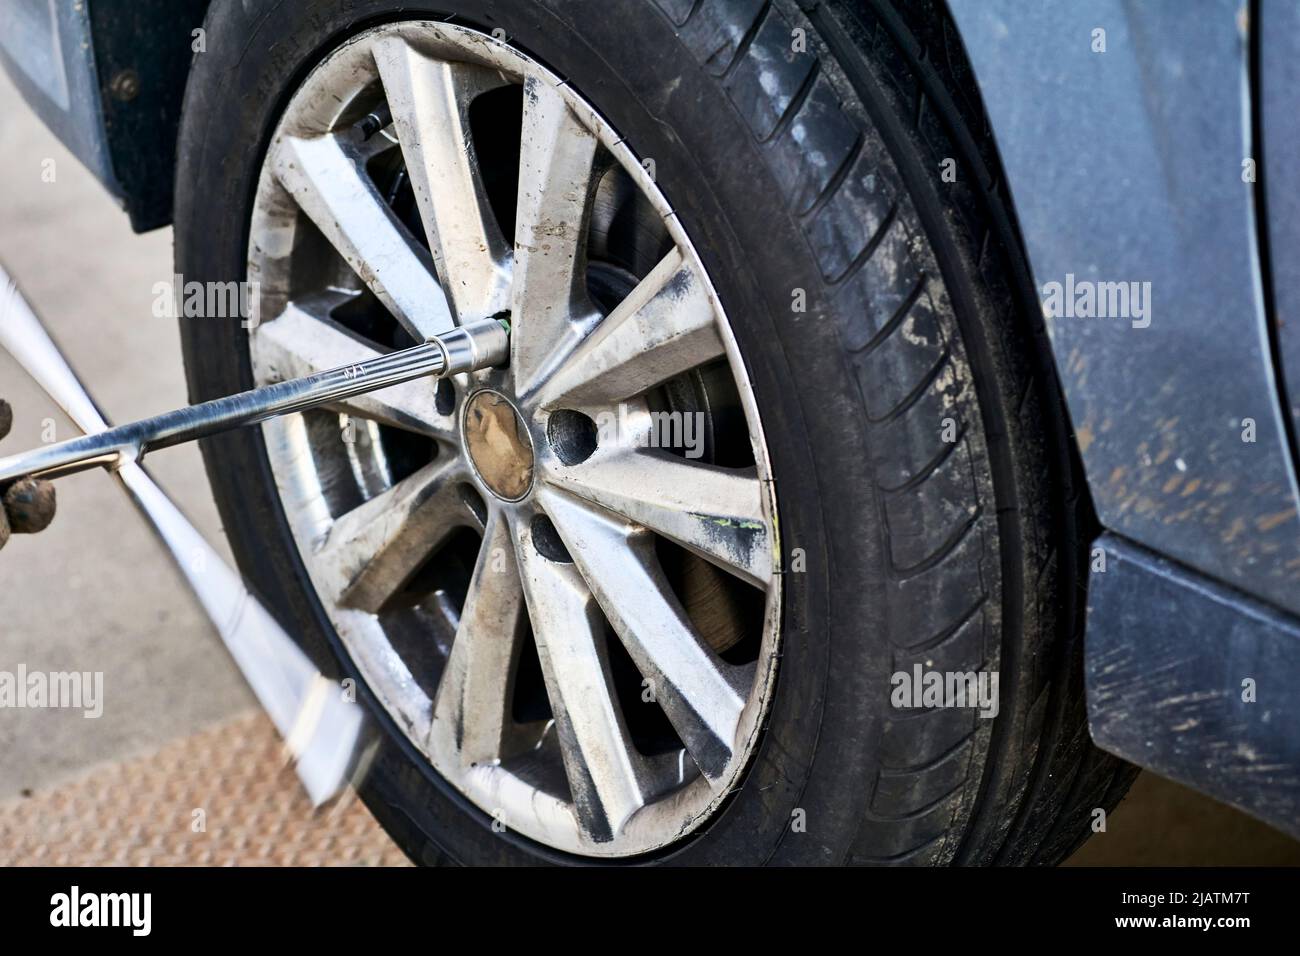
[463,389,535,501]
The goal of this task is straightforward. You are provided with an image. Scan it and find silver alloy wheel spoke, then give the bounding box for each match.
[545,449,773,588]
[530,249,726,410]
[511,514,650,841]
[509,73,600,396]
[373,37,512,323]
[430,510,525,765]
[252,298,456,441]
[269,132,453,341]
[541,489,747,782]
[314,456,473,612]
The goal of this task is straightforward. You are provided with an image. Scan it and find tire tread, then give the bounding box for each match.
[654,0,1133,865]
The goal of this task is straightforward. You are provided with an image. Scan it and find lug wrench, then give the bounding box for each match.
[0,268,508,804]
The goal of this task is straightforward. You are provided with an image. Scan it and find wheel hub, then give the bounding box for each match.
[463,389,534,501]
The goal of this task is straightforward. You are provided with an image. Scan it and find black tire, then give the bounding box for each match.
[175,0,1134,865]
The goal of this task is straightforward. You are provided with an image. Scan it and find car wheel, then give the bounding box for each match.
[175,0,1134,864]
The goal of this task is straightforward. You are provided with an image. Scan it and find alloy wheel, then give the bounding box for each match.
[245,21,781,857]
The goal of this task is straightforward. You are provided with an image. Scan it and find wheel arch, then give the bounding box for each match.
[0,0,212,232]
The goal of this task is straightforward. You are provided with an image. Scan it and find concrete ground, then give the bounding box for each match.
[0,67,1295,866]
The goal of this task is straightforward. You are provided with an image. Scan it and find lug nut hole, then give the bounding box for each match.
[547,409,598,465]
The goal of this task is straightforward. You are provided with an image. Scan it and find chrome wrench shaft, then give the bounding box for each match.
[0,317,508,483]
